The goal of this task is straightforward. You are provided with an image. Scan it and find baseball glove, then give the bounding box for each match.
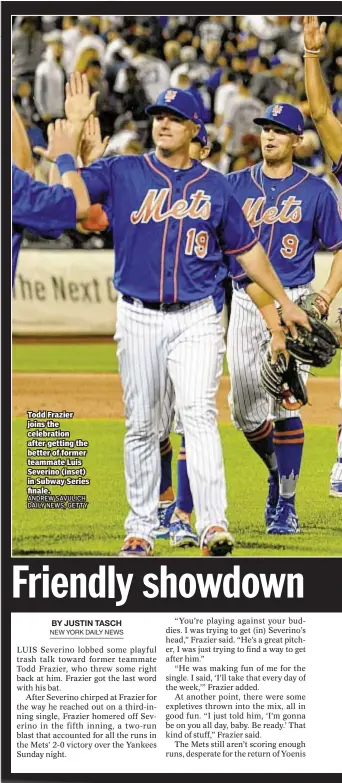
[260,349,308,410]
[297,291,330,320]
[284,314,339,367]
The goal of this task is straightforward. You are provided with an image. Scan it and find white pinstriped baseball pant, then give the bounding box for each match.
[115,294,228,545]
[227,284,311,431]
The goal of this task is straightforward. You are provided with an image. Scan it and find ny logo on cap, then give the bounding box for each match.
[272,105,283,116]
[164,90,178,103]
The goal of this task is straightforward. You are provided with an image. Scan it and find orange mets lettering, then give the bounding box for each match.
[242,195,302,227]
[130,188,212,224]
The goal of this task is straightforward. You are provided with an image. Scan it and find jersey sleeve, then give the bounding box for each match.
[219,180,258,257]
[80,157,117,204]
[12,166,76,234]
[314,183,342,251]
[227,254,252,288]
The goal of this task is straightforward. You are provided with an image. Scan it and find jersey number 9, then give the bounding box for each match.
[280,233,299,259]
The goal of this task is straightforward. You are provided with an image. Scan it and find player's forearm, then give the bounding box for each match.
[238,243,289,307]
[60,171,90,219]
[246,283,282,331]
[315,110,342,165]
[304,55,342,163]
[12,102,34,175]
[319,250,342,302]
[304,54,330,121]
[49,163,61,186]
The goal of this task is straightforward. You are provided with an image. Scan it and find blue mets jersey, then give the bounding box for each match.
[12,165,77,284]
[227,162,342,288]
[80,152,257,305]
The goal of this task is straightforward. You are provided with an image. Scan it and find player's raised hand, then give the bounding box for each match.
[33,122,56,161]
[81,115,110,166]
[280,300,312,340]
[34,119,82,161]
[303,16,327,51]
[65,72,99,125]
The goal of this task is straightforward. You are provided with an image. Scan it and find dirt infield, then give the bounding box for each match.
[12,372,340,425]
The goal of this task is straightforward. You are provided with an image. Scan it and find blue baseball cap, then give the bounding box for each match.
[253,103,304,135]
[192,120,208,147]
[145,88,200,122]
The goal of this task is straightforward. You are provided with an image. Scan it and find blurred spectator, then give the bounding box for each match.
[202,139,230,174]
[116,66,150,121]
[193,16,231,50]
[163,40,181,71]
[73,18,106,71]
[231,50,250,76]
[196,40,222,80]
[105,113,139,156]
[134,17,164,57]
[75,47,102,75]
[12,77,37,126]
[222,72,264,157]
[169,46,198,87]
[104,26,125,67]
[34,31,66,122]
[61,16,81,75]
[122,139,144,155]
[242,15,290,43]
[251,56,296,105]
[293,129,326,176]
[41,16,61,33]
[115,38,170,102]
[84,59,109,113]
[12,17,45,83]
[214,70,238,128]
[162,17,197,44]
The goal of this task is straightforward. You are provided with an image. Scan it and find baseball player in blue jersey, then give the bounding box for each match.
[225,102,342,534]
[12,74,97,283]
[157,121,212,528]
[66,86,311,557]
[13,159,81,284]
[304,15,342,498]
[157,121,291,547]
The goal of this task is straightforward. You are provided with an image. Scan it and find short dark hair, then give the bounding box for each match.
[86,59,101,70]
[209,140,222,156]
[134,38,149,55]
[240,72,253,88]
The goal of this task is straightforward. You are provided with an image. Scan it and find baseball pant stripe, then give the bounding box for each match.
[227,285,312,431]
[116,296,228,543]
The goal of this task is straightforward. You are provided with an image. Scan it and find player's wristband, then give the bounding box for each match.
[56,154,77,176]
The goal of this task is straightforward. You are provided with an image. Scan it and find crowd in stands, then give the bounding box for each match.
[12,14,342,249]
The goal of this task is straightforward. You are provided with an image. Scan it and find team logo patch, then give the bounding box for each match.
[164,90,177,103]
[272,105,283,116]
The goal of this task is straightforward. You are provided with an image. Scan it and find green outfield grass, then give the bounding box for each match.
[12,343,119,374]
[12,418,342,558]
[12,342,342,377]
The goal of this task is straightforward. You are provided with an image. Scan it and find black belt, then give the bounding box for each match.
[122,295,191,312]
